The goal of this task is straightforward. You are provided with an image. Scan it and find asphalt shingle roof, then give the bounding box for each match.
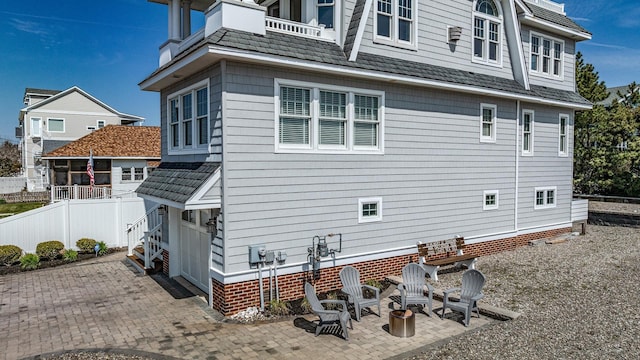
[525,2,590,34]
[42,140,72,154]
[24,88,62,96]
[206,29,590,106]
[136,162,219,204]
[343,0,366,59]
[43,125,161,158]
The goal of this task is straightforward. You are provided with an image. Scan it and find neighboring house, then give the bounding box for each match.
[136,0,591,315]
[42,125,161,197]
[16,87,145,191]
[599,84,639,107]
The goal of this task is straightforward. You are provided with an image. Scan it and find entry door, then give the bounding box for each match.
[179,210,210,293]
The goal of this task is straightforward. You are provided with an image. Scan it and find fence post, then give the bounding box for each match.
[64,200,71,250]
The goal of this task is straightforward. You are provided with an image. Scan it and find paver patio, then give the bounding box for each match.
[0,253,493,360]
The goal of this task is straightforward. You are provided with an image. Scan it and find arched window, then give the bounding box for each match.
[473,0,502,65]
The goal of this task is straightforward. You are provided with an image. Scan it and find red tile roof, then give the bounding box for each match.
[44,125,161,158]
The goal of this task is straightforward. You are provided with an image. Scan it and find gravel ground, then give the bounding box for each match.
[589,201,640,214]
[411,224,640,360]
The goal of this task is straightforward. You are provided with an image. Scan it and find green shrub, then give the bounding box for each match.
[96,241,108,256]
[300,297,313,314]
[20,253,40,270]
[62,249,78,262]
[36,240,65,260]
[0,245,23,266]
[268,299,290,316]
[76,238,97,253]
[323,292,339,310]
[365,279,382,290]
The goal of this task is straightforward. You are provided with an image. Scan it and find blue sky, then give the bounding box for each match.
[0,0,638,143]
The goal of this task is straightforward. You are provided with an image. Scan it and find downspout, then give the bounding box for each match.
[515,100,520,232]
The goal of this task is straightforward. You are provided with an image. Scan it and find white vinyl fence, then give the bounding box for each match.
[0,197,154,253]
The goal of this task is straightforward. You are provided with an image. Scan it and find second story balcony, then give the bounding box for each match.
[153,0,338,67]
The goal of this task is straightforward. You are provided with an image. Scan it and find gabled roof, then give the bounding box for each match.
[24,88,62,97]
[200,29,590,107]
[42,125,161,159]
[136,162,220,206]
[599,85,638,106]
[20,86,145,123]
[42,140,72,154]
[525,3,589,34]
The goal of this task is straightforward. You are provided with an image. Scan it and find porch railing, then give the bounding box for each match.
[50,185,111,202]
[127,204,163,269]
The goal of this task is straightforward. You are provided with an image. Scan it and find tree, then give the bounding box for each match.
[574,53,640,196]
[0,141,21,177]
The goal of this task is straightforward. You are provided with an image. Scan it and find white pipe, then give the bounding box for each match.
[258,262,264,311]
[274,260,280,301]
[269,264,273,302]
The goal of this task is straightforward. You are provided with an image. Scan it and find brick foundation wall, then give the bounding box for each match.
[211,227,571,315]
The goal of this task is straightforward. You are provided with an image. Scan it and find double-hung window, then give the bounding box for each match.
[167,80,209,153]
[530,33,563,78]
[375,0,416,48]
[522,110,534,155]
[473,0,502,65]
[534,187,556,209]
[559,114,569,156]
[317,0,334,29]
[480,103,497,143]
[276,80,383,153]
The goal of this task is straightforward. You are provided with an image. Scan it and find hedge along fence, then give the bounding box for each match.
[0,197,150,253]
[0,191,50,203]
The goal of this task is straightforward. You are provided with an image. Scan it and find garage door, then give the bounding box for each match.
[180,214,210,293]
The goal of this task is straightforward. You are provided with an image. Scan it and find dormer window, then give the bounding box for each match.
[472,0,502,66]
[530,32,564,79]
[374,0,417,50]
[317,0,334,29]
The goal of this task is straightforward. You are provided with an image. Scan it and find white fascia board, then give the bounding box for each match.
[139,47,211,91]
[514,0,533,17]
[141,41,591,110]
[521,16,591,40]
[136,193,186,210]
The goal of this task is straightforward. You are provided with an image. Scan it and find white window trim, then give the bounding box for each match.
[358,197,383,223]
[46,118,65,133]
[87,126,97,131]
[471,0,504,67]
[522,109,534,156]
[97,120,106,129]
[166,79,210,155]
[373,0,419,51]
[558,113,569,157]
[30,117,41,137]
[529,31,564,80]
[534,186,557,209]
[479,103,497,143]
[274,79,385,154]
[483,190,499,210]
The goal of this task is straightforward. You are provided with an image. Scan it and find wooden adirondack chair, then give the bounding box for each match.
[339,266,381,321]
[304,282,352,340]
[441,269,486,326]
[398,263,434,316]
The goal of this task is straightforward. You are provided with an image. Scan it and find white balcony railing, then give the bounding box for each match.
[529,0,565,14]
[265,17,334,41]
[50,185,112,202]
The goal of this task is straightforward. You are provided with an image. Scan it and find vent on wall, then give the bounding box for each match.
[448,26,462,42]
